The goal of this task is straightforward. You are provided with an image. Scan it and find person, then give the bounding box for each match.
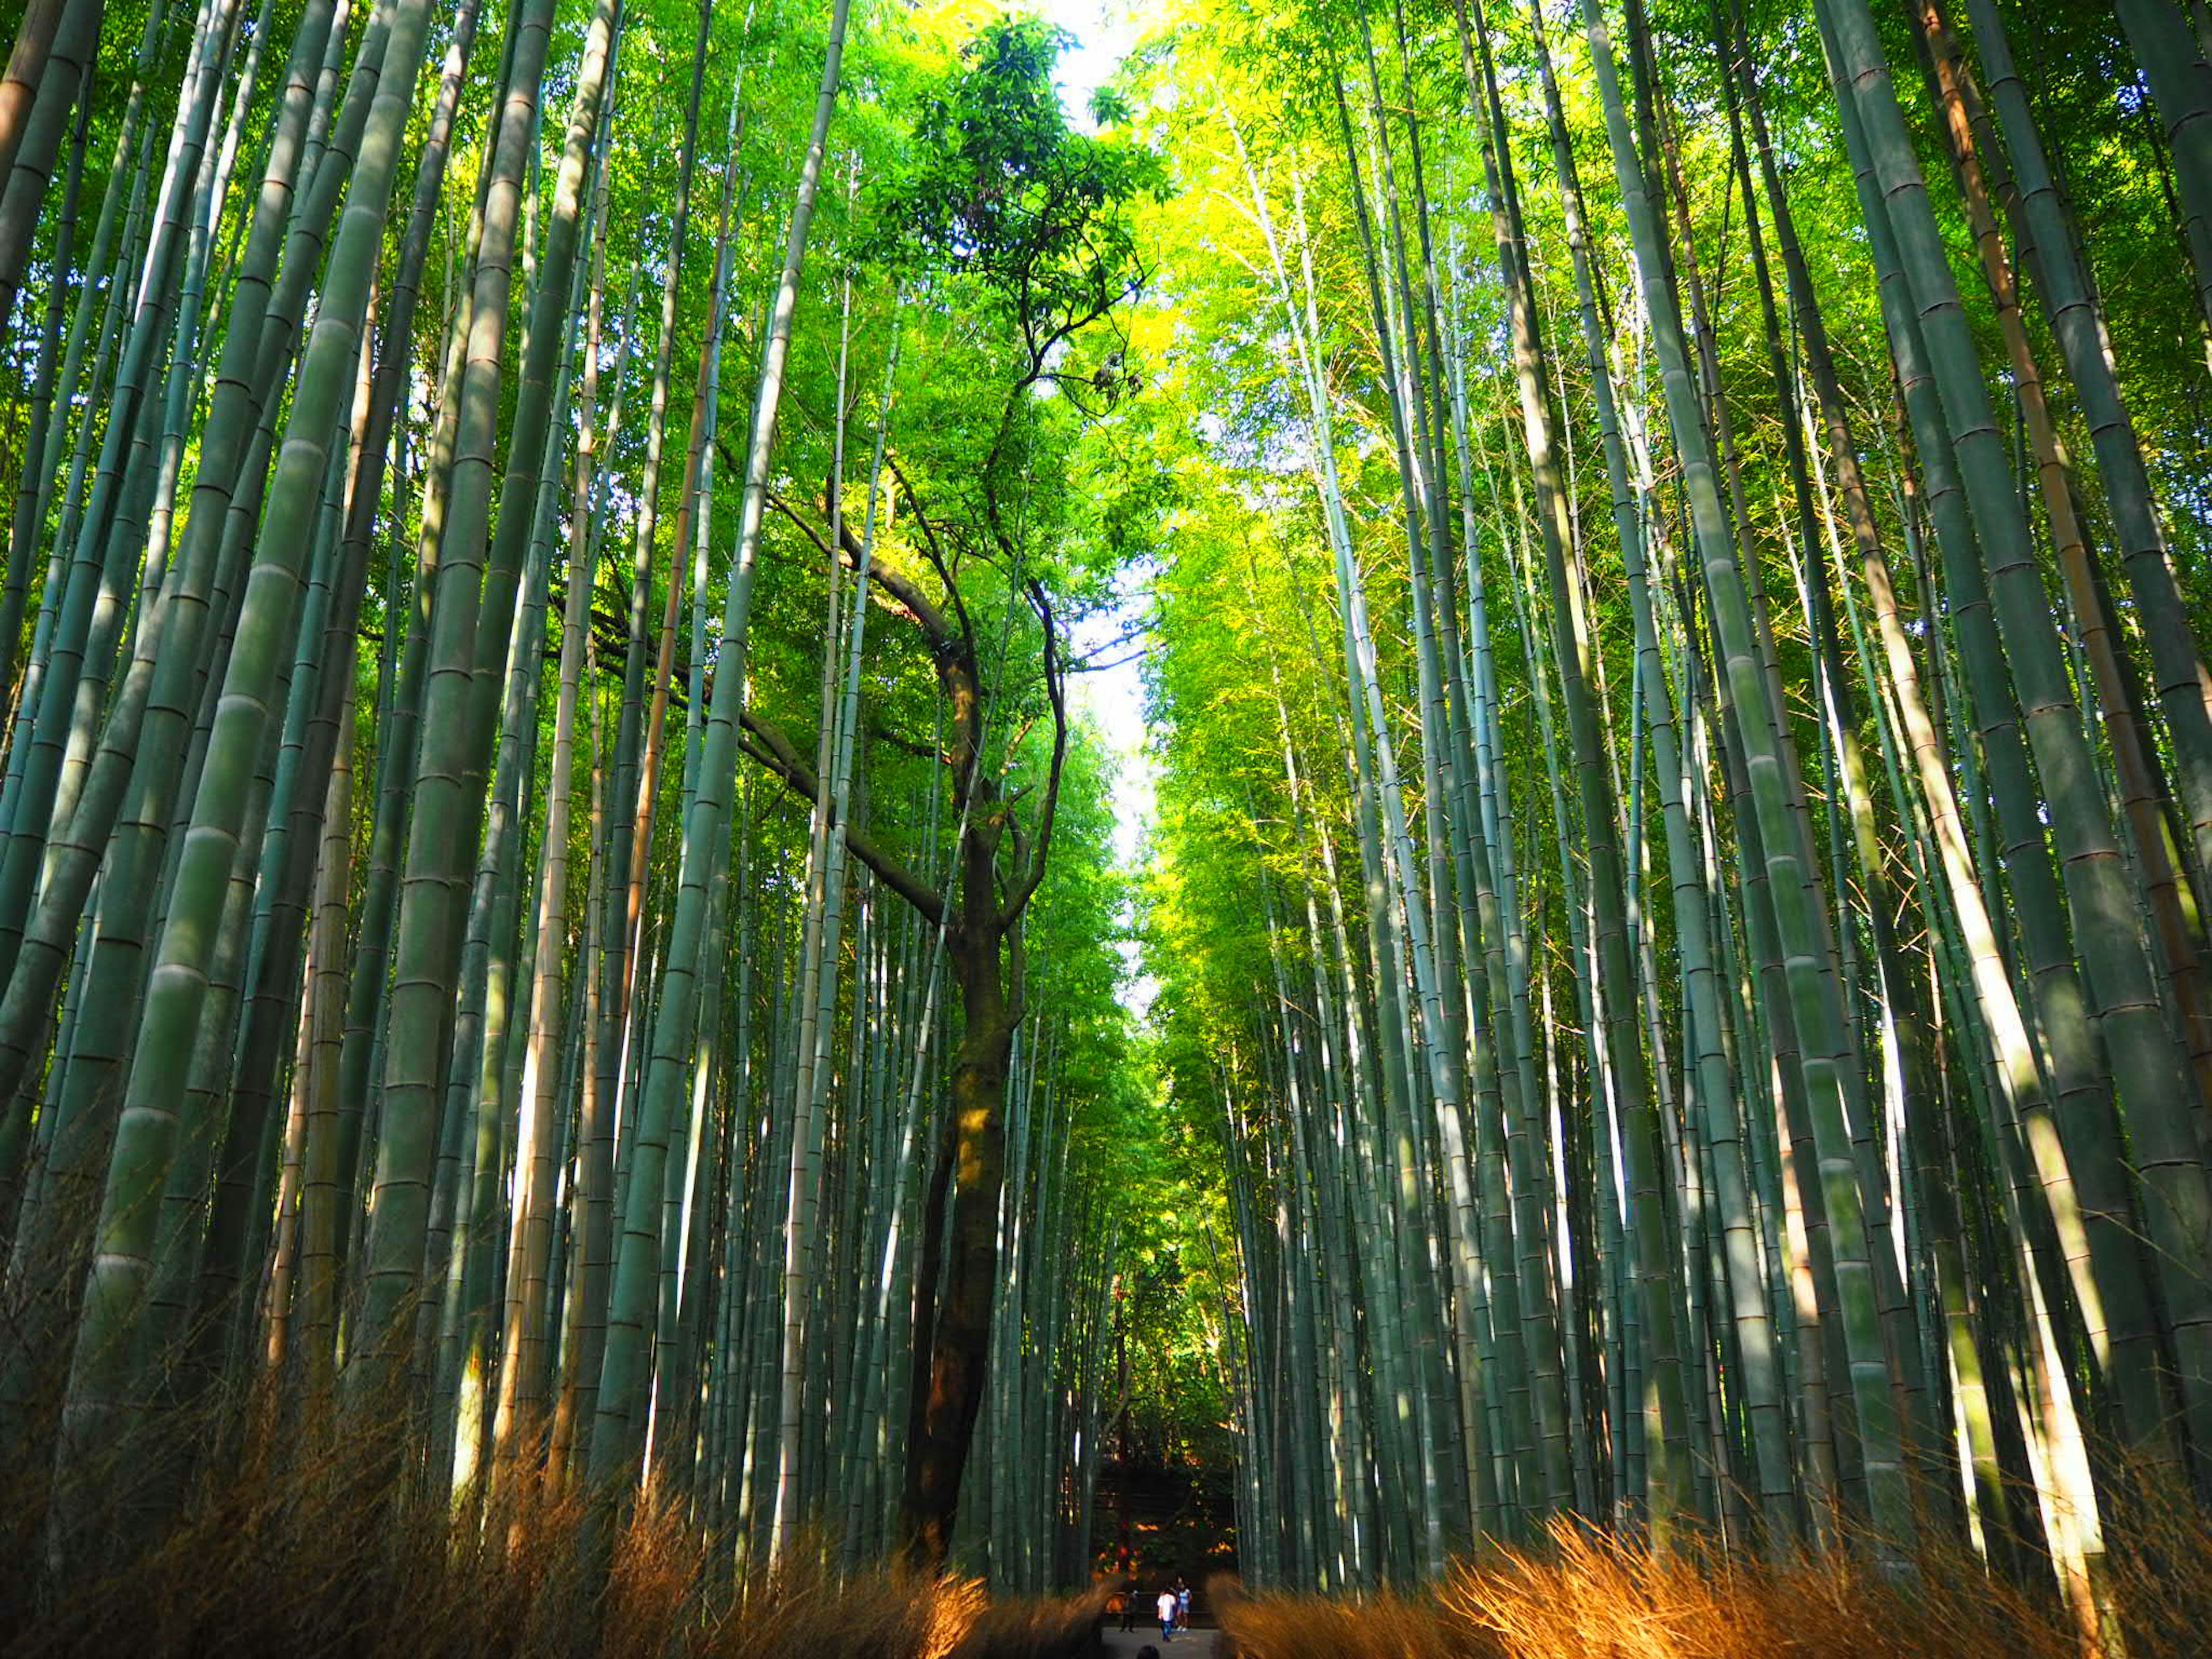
[1118,1578,1138,1633]
[1138,1650,1161,1659]
[1156,1585,1177,1642]
[1174,1575,1191,1631]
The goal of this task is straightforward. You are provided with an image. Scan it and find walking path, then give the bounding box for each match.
[1100,1622,1220,1656]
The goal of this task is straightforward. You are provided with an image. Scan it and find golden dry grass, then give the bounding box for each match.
[0,1261,1102,1659]
[0,1402,1100,1659]
[1213,1495,2212,1659]
[5,1298,2208,1659]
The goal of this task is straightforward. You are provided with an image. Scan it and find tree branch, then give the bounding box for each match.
[870,718,955,765]
[882,454,978,654]
[739,709,949,928]
[766,487,961,657]
[1003,573,1069,926]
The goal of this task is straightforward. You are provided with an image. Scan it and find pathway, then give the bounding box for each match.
[1099,1620,1221,1656]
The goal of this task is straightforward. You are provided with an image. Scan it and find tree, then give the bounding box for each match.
[738,15,1161,1565]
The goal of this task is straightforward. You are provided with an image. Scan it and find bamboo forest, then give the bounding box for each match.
[12,0,2212,1650]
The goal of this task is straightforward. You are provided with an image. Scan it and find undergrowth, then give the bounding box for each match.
[0,1391,1103,1659]
[1213,1486,2212,1659]
[5,1293,2207,1659]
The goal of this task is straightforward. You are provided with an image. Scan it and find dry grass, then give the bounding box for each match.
[1438,1527,2073,1659]
[6,1268,2207,1659]
[0,1397,1100,1659]
[0,1252,1102,1659]
[12,1421,2212,1659]
[948,1585,1111,1658]
[1214,1496,2212,1659]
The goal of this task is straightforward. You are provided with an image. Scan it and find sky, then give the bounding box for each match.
[1035,0,1160,1017]
[1036,0,1143,113]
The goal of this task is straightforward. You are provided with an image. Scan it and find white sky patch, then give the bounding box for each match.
[1036,0,1143,130]
[1036,0,1158,1021]
[1071,572,1157,1022]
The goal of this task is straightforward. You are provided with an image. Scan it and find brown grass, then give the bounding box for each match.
[12,1415,2212,1659]
[0,1244,1105,1659]
[949,1585,1113,1658]
[6,1270,2208,1659]
[0,1393,1102,1659]
[1213,1496,2212,1659]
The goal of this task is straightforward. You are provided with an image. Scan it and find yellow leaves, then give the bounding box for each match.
[1127,304,1177,364]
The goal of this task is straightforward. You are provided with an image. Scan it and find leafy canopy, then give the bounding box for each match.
[867,14,1166,373]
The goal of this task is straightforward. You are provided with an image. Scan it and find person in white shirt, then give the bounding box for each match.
[1156,1587,1177,1642]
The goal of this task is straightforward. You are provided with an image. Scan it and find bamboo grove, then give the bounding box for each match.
[0,0,1165,1604]
[1137,0,2212,1624]
[13,0,2212,1634]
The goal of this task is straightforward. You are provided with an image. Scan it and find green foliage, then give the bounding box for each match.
[865,14,1166,363]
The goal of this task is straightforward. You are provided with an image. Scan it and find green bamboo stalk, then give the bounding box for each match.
[354,0,598,1392]
[587,0,850,1503]
[1525,0,1796,1544]
[1817,0,2212,1490]
[50,0,435,1546]
[1581,0,1915,1550]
